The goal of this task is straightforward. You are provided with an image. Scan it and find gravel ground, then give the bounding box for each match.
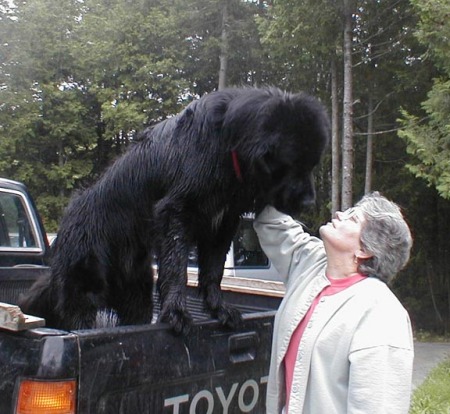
[412,341,450,389]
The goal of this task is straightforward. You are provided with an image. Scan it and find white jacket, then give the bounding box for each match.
[254,206,414,414]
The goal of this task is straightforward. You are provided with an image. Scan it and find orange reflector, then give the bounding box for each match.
[16,379,77,414]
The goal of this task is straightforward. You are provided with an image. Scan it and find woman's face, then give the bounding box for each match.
[319,207,366,256]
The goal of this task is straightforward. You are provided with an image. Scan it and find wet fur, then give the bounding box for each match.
[20,87,330,334]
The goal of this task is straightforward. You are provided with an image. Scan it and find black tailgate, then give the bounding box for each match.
[74,293,278,413]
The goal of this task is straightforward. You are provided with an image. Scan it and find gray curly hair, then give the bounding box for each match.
[356,192,413,284]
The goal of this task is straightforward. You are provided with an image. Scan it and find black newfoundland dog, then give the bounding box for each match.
[20,87,330,334]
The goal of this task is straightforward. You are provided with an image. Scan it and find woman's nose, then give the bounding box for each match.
[335,211,344,220]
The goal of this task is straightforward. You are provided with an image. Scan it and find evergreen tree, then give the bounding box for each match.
[398,0,450,200]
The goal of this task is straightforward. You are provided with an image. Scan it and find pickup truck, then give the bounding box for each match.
[0,177,284,414]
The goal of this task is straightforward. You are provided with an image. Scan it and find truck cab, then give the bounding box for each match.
[186,213,285,298]
[0,178,50,268]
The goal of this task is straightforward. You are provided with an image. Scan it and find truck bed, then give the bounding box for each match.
[0,285,280,413]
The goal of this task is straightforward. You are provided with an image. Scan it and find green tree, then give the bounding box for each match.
[395,0,450,333]
[180,0,267,95]
[0,0,191,228]
[398,0,450,200]
[0,0,90,229]
[72,0,191,168]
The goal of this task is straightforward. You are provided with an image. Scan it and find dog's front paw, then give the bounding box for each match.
[158,305,193,336]
[216,304,243,330]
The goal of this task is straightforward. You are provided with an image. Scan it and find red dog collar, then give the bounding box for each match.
[231,150,243,182]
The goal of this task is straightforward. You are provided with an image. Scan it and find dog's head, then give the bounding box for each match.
[232,89,330,215]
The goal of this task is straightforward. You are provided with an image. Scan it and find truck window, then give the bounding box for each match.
[186,218,269,269]
[233,218,269,268]
[0,191,37,248]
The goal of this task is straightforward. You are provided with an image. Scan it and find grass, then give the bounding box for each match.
[414,330,450,343]
[410,358,450,414]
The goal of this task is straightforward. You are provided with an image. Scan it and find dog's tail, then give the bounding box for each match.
[19,274,61,328]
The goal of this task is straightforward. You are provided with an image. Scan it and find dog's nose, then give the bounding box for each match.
[299,175,316,207]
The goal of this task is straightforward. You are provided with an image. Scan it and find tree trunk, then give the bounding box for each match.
[331,57,340,215]
[341,0,354,210]
[427,263,444,329]
[218,0,229,91]
[364,96,374,194]
[58,140,65,200]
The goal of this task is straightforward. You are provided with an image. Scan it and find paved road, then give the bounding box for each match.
[412,342,450,389]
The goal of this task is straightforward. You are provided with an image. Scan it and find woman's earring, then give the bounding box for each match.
[353,255,358,264]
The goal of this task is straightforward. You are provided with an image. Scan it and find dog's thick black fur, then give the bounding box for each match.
[20,87,330,334]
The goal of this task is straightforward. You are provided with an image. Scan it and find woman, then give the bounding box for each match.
[254,192,414,414]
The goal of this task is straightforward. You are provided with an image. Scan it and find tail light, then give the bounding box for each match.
[16,379,77,414]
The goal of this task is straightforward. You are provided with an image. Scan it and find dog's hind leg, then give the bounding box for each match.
[53,280,99,330]
[54,256,108,330]
[197,217,243,329]
[112,255,154,326]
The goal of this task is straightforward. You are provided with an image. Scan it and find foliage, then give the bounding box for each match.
[256,0,339,98]
[394,0,450,334]
[399,0,450,200]
[180,0,267,94]
[398,81,450,200]
[0,0,196,229]
[411,0,450,73]
[410,358,450,414]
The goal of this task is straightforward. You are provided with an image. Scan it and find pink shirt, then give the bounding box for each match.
[284,273,367,412]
